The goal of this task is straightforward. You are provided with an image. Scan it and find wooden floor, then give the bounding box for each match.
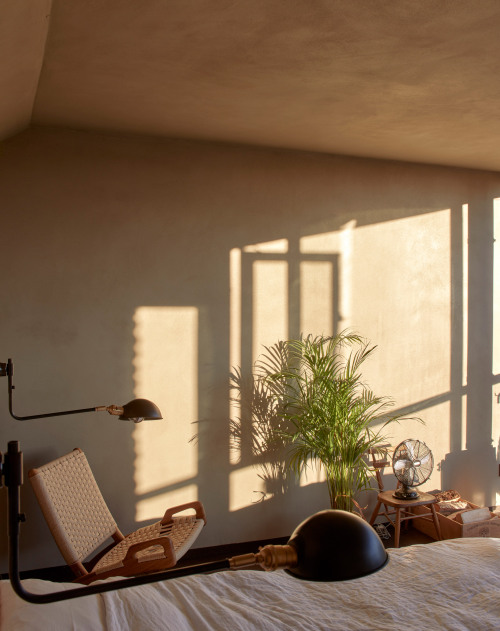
[5,526,433,583]
[379,525,435,548]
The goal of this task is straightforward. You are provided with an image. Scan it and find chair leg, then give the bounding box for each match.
[394,507,401,548]
[369,500,382,525]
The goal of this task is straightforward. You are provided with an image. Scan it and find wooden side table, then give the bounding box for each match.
[369,490,442,547]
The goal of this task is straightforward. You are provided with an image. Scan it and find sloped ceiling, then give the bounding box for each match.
[3,0,500,171]
[0,0,50,140]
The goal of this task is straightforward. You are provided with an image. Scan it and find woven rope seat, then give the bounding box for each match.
[29,448,206,584]
[92,516,203,574]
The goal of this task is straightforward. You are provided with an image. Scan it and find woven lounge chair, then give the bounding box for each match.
[29,448,206,584]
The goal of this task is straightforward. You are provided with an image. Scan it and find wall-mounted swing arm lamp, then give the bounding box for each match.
[0,359,388,605]
[0,358,162,423]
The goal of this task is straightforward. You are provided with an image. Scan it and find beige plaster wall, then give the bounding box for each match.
[0,127,499,572]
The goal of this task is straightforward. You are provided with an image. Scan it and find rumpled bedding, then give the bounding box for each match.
[102,538,500,631]
[2,538,499,630]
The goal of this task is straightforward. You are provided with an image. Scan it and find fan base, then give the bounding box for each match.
[393,488,419,500]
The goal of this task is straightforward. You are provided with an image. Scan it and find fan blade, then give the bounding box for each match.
[418,443,430,458]
[420,452,431,465]
[394,458,412,471]
[414,468,426,485]
[404,440,416,460]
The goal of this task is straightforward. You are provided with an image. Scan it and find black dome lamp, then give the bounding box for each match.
[285,509,388,580]
[117,398,163,422]
[229,509,388,581]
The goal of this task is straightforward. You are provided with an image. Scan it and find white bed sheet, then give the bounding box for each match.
[1,577,107,631]
[2,538,499,631]
[102,538,500,631]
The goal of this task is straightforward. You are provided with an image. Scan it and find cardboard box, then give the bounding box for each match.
[412,502,500,540]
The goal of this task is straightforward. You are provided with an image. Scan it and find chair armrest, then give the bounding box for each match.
[161,500,207,525]
[123,537,175,566]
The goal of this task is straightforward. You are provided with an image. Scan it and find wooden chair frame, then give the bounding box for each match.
[29,448,207,584]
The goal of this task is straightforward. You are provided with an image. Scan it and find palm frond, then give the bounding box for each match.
[225,329,422,512]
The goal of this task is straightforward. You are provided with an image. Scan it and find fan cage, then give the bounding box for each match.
[392,439,433,489]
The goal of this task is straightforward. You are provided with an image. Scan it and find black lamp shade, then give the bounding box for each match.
[119,398,163,421]
[286,509,388,581]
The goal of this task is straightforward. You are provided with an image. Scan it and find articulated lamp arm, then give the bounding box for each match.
[0,359,162,422]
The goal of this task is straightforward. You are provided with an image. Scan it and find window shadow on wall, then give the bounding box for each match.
[132,187,500,548]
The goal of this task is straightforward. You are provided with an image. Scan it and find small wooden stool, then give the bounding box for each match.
[369,490,442,547]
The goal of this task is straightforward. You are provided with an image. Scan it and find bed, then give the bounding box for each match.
[2,537,499,630]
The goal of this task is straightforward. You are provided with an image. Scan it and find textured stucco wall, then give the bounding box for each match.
[0,127,499,572]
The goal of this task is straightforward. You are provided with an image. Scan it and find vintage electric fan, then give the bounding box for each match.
[392,439,433,500]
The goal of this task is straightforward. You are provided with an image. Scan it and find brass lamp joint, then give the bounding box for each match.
[95,405,124,416]
[229,544,298,572]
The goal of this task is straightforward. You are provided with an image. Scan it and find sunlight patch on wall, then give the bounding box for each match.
[229,248,242,465]
[300,229,340,254]
[462,204,469,387]
[492,385,500,507]
[300,261,333,337]
[493,198,500,490]
[493,199,500,375]
[461,394,468,452]
[300,221,356,254]
[353,209,451,405]
[299,465,326,487]
[300,221,355,329]
[135,484,199,522]
[133,306,198,521]
[253,260,288,363]
[339,221,356,330]
[229,465,266,511]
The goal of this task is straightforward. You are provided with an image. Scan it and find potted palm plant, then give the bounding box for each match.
[249,331,417,512]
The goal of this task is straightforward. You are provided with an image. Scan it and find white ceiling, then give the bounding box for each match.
[3,0,500,171]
